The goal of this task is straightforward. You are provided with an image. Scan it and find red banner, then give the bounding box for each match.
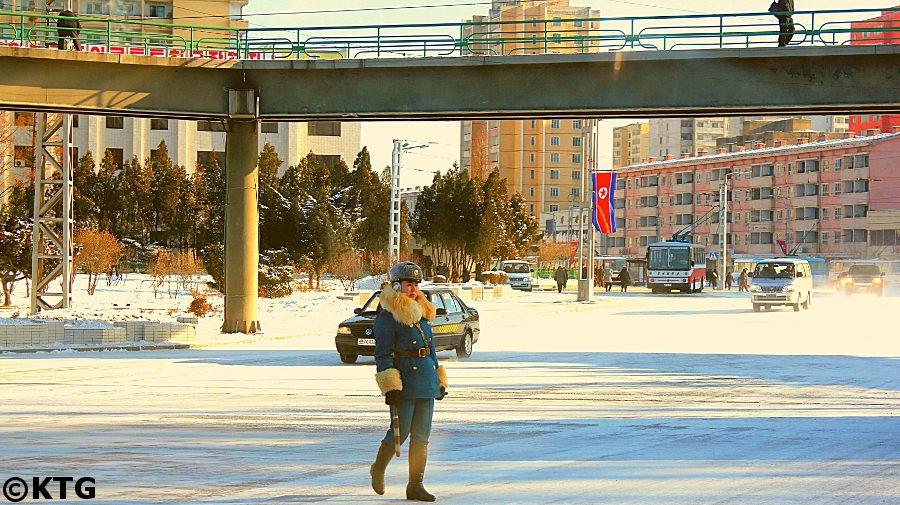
[592,172,617,234]
[569,241,578,267]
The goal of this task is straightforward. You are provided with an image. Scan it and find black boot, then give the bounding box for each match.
[406,443,435,501]
[370,442,394,495]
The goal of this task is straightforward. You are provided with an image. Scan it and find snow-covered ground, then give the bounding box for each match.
[1,275,898,504]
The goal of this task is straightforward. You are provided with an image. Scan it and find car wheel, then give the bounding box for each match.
[793,302,800,312]
[801,293,810,310]
[752,303,760,313]
[339,353,358,364]
[456,331,473,359]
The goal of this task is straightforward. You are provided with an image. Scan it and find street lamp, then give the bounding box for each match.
[389,140,430,265]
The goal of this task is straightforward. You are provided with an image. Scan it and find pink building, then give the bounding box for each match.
[603,133,900,260]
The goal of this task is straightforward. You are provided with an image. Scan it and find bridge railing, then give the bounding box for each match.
[0,8,897,60]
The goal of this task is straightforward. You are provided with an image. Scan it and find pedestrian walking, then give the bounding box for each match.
[769,0,795,47]
[554,265,568,293]
[619,266,631,293]
[739,268,750,292]
[56,9,81,51]
[604,267,613,292]
[725,268,734,290]
[709,268,719,290]
[371,261,447,502]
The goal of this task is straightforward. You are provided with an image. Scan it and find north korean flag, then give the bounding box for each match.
[592,172,617,234]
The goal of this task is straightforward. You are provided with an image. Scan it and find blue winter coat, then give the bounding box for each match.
[373,284,444,399]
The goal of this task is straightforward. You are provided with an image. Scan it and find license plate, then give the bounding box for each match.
[357,338,375,346]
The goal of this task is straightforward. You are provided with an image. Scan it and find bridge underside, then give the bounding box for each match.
[0,45,898,120]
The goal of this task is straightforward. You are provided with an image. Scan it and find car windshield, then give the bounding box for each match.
[502,262,530,273]
[360,293,381,313]
[753,263,797,279]
[649,247,690,270]
[848,265,881,276]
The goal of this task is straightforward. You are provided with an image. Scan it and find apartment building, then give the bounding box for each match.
[460,1,600,216]
[612,122,649,169]
[599,132,900,260]
[647,118,730,159]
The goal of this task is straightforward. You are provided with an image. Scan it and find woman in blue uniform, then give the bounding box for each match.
[371,261,447,502]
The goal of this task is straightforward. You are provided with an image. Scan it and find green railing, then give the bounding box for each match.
[0,8,897,60]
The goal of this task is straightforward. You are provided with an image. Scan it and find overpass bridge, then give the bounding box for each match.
[1,8,899,332]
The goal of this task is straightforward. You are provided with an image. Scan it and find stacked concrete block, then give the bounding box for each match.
[177,315,199,325]
[113,320,153,341]
[63,326,127,345]
[0,320,68,348]
[141,323,196,343]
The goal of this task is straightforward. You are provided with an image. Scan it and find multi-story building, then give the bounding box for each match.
[848,7,900,135]
[460,1,600,216]
[715,117,848,152]
[647,118,730,159]
[612,122,649,169]
[0,0,361,181]
[598,132,900,260]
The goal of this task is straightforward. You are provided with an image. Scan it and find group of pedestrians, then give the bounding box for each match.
[553,265,631,293]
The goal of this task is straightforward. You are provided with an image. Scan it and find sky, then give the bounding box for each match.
[239,1,896,186]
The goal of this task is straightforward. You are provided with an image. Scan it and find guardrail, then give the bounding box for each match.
[0,8,897,60]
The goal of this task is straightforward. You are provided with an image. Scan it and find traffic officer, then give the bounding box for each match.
[371,261,448,502]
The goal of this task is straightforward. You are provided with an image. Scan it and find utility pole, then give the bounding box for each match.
[719,172,731,289]
[389,140,430,267]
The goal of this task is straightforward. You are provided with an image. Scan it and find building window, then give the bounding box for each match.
[572,154,582,163]
[197,120,225,132]
[104,148,124,170]
[531,120,536,128]
[550,136,560,146]
[530,187,535,197]
[834,208,842,220]
[549,204,559,212]
[571,170,581,180]
[834,158,842,171]
[530,170,535,180]
[550,119,560,129]
[71,115,79,128]
[531,137,536,146]
[146,3,171,18]
[150,118,168,130]
[549,187,560,197]
[261,122,279,133]
[311,154,341,170]
[572,137,582,147]
[571,188,581,199]
[308,121,341,136]
[197,151,223,169]
[550,153,560,163]
[822,208,829,220]
[549,169,560,180]
[572,120,582,129]
[106,116,124,129]
[822,232,829,244]
[821,183,829,196]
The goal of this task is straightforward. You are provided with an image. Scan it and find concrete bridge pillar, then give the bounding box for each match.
[223,118,260,333]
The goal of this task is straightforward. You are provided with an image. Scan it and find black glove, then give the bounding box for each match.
[385,389,403,406]
[436,386,447,401]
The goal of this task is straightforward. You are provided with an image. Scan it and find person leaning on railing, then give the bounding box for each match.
[57,9,81,51]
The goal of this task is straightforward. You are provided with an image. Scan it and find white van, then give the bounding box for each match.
[749,258,813,312]
[498,259,533,292]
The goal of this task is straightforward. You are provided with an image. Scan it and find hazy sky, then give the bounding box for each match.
[240,0,893,185]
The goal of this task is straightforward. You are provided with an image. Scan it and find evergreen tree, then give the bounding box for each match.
[73,153,99,228]
[0,182,34,306]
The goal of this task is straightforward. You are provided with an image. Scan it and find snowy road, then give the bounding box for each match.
[2,290,899,504]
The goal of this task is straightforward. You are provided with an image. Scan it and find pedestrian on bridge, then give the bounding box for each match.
[769,0,795,47]
[371,261,447,502]
[56,9,81,51]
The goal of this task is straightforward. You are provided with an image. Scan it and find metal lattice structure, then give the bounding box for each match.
[30,112,73,314]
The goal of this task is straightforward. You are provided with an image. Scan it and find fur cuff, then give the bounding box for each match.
[436,365,448,389]
[375,368,403,395]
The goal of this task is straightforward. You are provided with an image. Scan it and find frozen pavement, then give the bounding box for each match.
[1,289,898,504]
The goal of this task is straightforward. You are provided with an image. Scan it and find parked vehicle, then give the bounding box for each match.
[498,259,534,291]
[749,258,812,312]
[334,287,480,364]
[837,263,885,296]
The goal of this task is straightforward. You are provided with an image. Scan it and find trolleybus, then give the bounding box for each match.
[646,241,708,293]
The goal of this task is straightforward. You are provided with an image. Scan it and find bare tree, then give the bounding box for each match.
[74,229,123,295]
[330,250,364,291]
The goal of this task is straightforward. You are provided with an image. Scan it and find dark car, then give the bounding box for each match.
[838,264,885,296]
[335,287,480,364]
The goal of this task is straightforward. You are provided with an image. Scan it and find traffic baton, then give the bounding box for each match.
[391,404,401,457]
